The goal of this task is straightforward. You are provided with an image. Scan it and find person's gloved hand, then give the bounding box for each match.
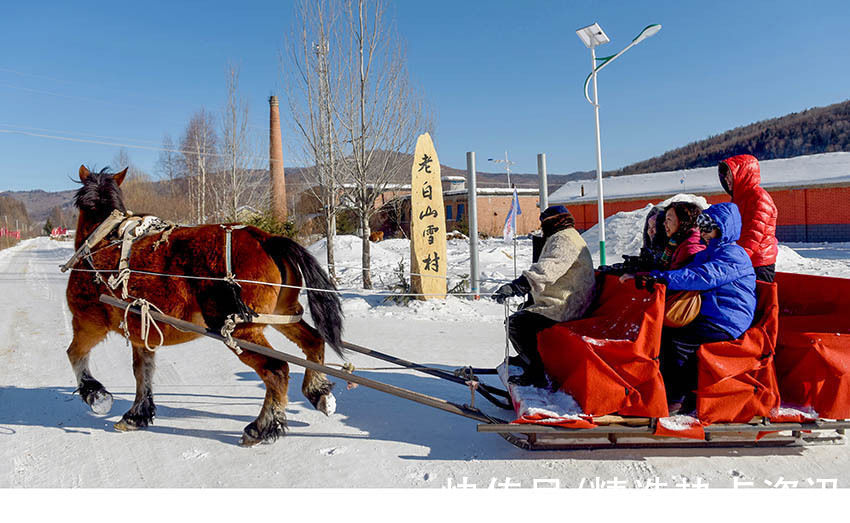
[634,274,660,292]
[493,275,531,304]
[493,283,516,304]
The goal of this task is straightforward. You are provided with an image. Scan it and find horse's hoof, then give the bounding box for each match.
[239,419,285,447]
[316,393,336,416]
[239,434,261,447]
[114,410,153,432]
[89,390,113,415]
[114,419,142,432]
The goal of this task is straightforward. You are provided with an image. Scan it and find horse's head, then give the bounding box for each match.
[73,165,128,224]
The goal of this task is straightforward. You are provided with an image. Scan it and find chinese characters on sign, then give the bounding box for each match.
[441,476,839,489]
[409,133,447,299]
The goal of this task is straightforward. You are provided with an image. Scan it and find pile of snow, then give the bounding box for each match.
[498,364,584,421]
[658,415,702,431]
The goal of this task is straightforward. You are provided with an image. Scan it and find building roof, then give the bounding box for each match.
[549,152,850,204]
[444,187,540,197]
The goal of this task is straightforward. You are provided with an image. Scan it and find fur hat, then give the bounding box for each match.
[539,205,570,222]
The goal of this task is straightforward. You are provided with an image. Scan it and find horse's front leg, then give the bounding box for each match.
[114,343,157,431]
[67,316,112,414]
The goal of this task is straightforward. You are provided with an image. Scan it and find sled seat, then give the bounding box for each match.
[537,273,669,418]
[774,272,850,419]
[696,281,781,424]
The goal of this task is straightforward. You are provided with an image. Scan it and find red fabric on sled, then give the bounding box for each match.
[511,415,597,429]
[696,281,781,424]
[774,272,850,419]
[538,274,669,418]
[653,418,705,440]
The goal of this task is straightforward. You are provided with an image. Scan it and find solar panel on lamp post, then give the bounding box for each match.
[576,23,661,266]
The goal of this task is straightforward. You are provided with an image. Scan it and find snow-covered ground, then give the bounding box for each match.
[2,201,850,488]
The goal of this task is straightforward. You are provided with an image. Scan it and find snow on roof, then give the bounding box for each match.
[550,152,850,204]
[445,187,539,197]
[441,175,466,181]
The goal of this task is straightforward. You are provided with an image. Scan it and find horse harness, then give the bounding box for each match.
[61,210,302,353]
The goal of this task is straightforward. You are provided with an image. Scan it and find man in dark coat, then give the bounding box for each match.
[493,206,596,387]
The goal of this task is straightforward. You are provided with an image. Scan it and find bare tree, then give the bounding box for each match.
[155,133,182,194]
[284,0,346,280]
[180,109,219,223]
[338,0,428,288]
[214,63,264,222]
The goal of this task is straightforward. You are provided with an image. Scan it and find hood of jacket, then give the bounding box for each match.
[721,154,761,195]
[703,202,742,245]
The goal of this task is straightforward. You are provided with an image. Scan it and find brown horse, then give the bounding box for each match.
[66,165,344,446]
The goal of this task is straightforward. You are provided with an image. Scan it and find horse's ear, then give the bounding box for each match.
[113,168,128,186]
[79,165,90,181]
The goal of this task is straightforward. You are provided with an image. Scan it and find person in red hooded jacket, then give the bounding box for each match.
[718,154,779,282]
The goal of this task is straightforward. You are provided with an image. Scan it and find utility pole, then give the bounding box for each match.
[488,151,516,189]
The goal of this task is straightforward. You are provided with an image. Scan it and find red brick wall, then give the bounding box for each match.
[443,194,540,237]
[567,185,850,232]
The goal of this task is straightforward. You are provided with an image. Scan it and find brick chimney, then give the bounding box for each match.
[269,95,287,220]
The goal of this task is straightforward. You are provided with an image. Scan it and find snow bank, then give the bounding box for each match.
[580,193,709,266]
[577,192,836,274]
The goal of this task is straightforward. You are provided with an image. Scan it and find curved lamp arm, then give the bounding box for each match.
[583,24,661,105]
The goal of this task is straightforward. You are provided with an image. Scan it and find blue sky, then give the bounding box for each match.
[1,0,849,191]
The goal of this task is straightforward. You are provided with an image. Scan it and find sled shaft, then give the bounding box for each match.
[101,295,502,425]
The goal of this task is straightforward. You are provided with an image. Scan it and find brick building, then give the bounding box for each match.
[549,153,850,242]
[372,176,541,238]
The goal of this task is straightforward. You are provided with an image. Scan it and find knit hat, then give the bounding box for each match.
[539,205,570,222]
[697,212,719,233]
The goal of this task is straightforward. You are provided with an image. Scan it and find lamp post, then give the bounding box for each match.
[576,22,661,266]
[488,151,515,188]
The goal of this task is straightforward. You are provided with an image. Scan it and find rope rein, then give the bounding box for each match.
[67,266,498,298]
[121,298,166,352]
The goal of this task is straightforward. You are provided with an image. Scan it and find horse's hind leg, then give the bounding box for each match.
[114,343,157,431]
[231,327,290,447]
[273,320,335,416]
[67,315,112,414]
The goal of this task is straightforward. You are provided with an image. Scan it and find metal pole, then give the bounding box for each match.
[591,46,606,266]
[466,152,479,298]
[537,153,548,212]
[504,150,511,188]
[513,237,517,279]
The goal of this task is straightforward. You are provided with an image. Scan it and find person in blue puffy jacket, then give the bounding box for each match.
[647,202,756,414]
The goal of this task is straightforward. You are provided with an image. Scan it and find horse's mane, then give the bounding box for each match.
[73,166,127,217]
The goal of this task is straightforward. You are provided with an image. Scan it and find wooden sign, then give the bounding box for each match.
[410,133,447,300]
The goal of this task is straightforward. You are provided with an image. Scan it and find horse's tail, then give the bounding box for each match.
[265,236,344,357]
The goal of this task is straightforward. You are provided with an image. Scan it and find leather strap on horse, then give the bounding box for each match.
[60,209,127,272]
[107,215,175,298]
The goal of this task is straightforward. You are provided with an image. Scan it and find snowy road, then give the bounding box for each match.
[1,236,849,488]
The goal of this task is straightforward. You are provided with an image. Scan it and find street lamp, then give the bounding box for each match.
[576,22,661,266]
[488,151,515,188]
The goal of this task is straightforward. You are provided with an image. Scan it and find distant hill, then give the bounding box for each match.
[0,189,76,224]
[0,194,31,230]
[614,99,850,176]
[4,158,591,226]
